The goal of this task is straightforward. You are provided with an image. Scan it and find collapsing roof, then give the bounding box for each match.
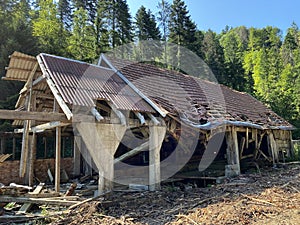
[99,54,293,130]
[4,51,293,131]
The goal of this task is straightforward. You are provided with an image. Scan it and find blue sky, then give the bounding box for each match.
[127,0,300,33]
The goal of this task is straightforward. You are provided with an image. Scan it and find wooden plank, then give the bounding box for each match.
[0,196,79,206]
[15,121,71,134]
[18,183,45,214]
[257,149,272,163]
[114,141,149,164]
[239,137,246,159]
[19,117,30,178]
[0,110,68,122]
[0,154,11,163]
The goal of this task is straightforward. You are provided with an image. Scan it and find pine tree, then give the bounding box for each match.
[114,0,133,47]
[169,0,197,49]
[96,0,132,49]
[201,30,225,84]
[58,0,72,30]
[67,7,97,62]
[135,6,160,41]
[72,0,98,23]
[168,0,197,68]
[157,0,171,42]
[94,0,110,55]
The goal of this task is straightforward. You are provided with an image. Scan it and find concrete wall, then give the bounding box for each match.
[0,158,74,185]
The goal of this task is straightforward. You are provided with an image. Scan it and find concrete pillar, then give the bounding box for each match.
[75,123,126,194]
[225,127,240,177]
[73,136,81,177]
[149,125,166,191]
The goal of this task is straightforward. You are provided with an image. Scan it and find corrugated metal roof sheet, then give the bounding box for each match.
[106,56,292,128]
[4,52,41,81]
[40,54,155,113]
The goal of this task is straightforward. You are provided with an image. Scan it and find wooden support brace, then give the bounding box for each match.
[114,141,149,164]
[239,137,246,159]
[246,127,249,149]
[55,127,61,192]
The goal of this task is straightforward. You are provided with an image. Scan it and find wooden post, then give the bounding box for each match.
[149,125,166,191]
[12,137,16,160]
[232,127,240,167]
[19,64,38,178]
[73,136,81,177]
[269,131,277,164]
[0,137,5,154]
[225,127,240,177]
[55,127,61,192]
[28,132,36,187]
[246,127,249,149]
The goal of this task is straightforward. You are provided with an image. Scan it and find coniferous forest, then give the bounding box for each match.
[0,0,299,137]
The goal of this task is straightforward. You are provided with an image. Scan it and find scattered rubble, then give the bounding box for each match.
[0,164,299,224]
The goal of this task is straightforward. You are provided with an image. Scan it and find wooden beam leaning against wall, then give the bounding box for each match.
[19,63,38,179]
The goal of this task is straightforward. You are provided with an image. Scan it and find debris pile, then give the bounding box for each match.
[0,163,299,224]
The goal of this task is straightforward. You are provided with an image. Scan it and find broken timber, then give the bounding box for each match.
[18,183,45,214]
[0,196,79,206]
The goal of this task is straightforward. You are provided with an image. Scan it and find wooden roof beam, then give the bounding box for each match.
[0,110,68,122]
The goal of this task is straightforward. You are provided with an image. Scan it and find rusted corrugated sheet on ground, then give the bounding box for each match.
[106,56,292,129]
[40,54,155,113]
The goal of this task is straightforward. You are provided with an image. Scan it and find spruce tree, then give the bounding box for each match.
[135,6,160,41]
[168,0,197,68]
[67,7,97,62]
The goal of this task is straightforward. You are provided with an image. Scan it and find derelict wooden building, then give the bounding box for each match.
[0,51,294,194]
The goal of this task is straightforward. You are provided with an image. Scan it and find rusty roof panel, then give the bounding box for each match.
[40,54,155,113]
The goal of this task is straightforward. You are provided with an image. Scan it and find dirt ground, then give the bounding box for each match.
[46,163,300,225]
